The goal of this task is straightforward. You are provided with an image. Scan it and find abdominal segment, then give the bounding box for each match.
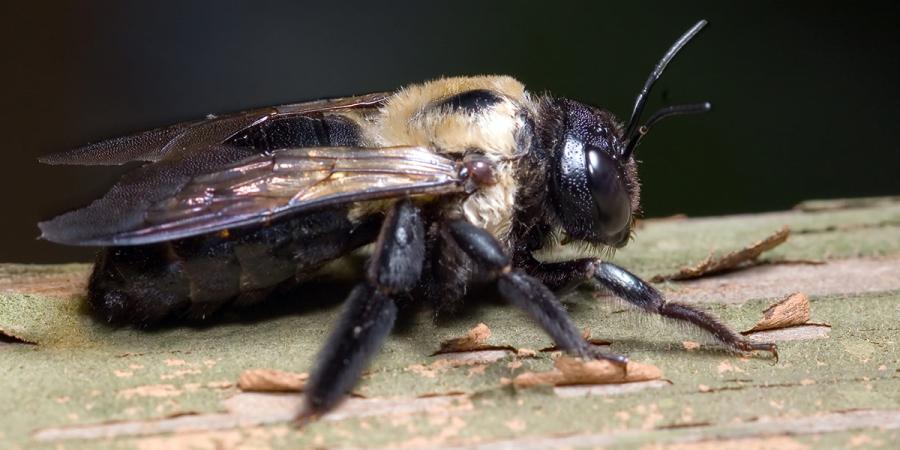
[88,208,382,325]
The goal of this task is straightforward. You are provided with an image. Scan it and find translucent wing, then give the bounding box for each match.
[38,92,389,166]
[39,146,464,246]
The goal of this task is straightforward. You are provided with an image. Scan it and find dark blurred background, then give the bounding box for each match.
[3,1,899,263]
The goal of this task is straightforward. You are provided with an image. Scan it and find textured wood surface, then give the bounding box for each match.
[1,197,898,449]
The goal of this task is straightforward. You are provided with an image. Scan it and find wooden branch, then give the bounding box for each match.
[3,196,900,449]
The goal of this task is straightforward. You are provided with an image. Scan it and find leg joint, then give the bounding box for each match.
[445,220,510,271]
[366,200,426,294]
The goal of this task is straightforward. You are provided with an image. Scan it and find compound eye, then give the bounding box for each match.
[585,147,631,235]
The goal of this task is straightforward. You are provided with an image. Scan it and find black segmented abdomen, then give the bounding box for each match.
[89,208,382,324]
[226,113,362,150]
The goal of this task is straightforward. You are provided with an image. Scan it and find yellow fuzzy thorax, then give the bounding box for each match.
[374,75,529,157]
[370,76,535,245]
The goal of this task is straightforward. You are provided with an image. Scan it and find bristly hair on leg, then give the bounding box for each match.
[592,261,777,360]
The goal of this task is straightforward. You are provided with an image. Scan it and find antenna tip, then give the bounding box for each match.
[689,20,709,35]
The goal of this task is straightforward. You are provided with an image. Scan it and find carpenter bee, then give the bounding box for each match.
[39,20,776,423]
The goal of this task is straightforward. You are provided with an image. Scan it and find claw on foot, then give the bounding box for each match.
[294,407,320,429]
[605,353,629,367]
[584,345,629,367]
[753,342,779,363]
[740,341,779,363]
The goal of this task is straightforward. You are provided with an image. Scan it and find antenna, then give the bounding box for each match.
[620,20,709,159]
[626,102,712,155]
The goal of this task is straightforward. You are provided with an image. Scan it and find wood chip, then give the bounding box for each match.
[237,369,308,392]
[539,329,610,352]
[0,328,37,345]
[437,323,490,353]
[742,292,829,336]
[509,356,662,388]
[432,323,517,355]
[745,324,831,341]
[651,226,791,282]
[793,196,900,212]
[762,258,826,266]
[0,264,90,300]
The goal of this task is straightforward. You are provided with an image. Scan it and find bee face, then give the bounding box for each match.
[545,99,636,248]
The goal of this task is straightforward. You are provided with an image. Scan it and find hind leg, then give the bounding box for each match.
[300,199,425,423]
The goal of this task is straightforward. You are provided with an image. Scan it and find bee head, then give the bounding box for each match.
[545,100,634,248]
[541,20,712,249]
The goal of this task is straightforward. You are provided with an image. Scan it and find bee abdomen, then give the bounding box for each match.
[226,113,362,151]
[88,244,192,325]
[87,208,382,325]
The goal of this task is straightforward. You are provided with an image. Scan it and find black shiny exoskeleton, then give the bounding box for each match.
[39,20,776,423]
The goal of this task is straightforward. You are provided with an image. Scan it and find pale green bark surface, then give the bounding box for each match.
[1,198,898,449]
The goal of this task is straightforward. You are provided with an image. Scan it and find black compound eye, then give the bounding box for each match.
[585,146,631,236]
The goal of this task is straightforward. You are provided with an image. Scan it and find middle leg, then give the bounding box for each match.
[445,220,627,364]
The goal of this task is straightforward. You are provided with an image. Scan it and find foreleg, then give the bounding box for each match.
[592,262,777,357]
[523,256,776,357]
[515,253,599,291]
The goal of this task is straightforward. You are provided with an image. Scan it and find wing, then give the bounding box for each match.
[39,146,465,246]
[38,92,389,166]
